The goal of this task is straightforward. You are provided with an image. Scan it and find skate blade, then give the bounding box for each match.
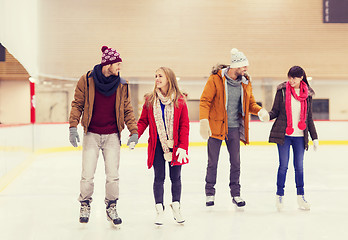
[109,221,121,229]
[234,205,245,212]
[298,207,310,211]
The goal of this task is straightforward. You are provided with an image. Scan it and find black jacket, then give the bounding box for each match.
[268,82,318,150]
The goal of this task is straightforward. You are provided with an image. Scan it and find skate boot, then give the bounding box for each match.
[155,203,164,225]
[232,196,246,207]
[297,195,310,210]
[276,195,284,211]
[170,201,185,224]
[106,200,122,225]
[206,195,215,206]
[79,200,90,223]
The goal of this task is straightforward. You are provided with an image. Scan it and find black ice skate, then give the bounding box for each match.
[232,196,246,207]
[79,200,90,223]
[106,200,122,226]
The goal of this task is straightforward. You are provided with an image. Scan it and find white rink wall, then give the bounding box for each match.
[1,121,348,179]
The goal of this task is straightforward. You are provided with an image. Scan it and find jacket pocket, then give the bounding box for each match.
[210,119,224,138]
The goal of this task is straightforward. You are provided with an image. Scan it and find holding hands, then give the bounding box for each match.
[127,133,139,150]
[258,108,270,122]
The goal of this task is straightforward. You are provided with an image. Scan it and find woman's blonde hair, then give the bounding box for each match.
[145,67,184,107]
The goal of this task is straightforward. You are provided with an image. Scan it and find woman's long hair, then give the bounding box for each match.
[287,66,309,86]
[145,67,184,107]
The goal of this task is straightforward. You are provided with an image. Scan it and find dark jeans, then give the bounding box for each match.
[153,138,182,204]
[276,136,305,196]
[205,127,241,197]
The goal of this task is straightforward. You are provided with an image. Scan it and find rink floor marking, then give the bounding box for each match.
[1,140,347,192]
[0,153,36,193]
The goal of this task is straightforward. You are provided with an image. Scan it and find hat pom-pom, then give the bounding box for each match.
[298,121,306,130]
[231,48,239,55]
[101,46,108,52]
[286,127,294,135]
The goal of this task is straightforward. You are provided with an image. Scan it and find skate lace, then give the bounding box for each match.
[107,204,119,219]
[80,204,90,218]
[300,195,308,203]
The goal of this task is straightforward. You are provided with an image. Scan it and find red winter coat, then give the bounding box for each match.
[137,96,190,169]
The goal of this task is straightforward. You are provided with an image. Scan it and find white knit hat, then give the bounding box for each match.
[230,48,249,68]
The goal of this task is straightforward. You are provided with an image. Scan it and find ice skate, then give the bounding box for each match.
[106,200,122,226]
[79,200,90,223]
[297,195,310,210]
[170,201,185,224]
[232,196,246,207]
[155,203,164,225]
[206,195,215,206]
[276,195,284,211]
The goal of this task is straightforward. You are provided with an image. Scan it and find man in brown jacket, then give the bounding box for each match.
[69,46,138,226]
[199,48,269,208]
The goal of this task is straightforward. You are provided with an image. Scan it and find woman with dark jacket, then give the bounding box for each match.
[137,67,189,225]
[268,66,318,211]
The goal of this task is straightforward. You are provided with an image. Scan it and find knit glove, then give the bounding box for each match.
[69,127,80,147]
[258,108,270,122]
[200,119,211,140]
[127,133,138,150]
[176,148,189,164]
[313,139,319,151]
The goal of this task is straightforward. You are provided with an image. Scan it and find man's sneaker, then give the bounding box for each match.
[297,195,310,210]
[206,195,215,206]
[106,200,122,225]
[232,196,246,207]
[276,195,284,211]
[79,200,90,223]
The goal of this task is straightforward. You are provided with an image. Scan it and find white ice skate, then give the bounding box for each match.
[206,195,215,207]
[232,196,246,207]
[155,203,164,225]
[297,195,310,210]
[170,201,185,224]
[276,195,284,211]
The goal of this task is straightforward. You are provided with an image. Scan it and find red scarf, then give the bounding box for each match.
[285,81,308,135]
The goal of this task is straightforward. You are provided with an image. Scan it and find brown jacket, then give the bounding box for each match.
[200,69,261,144]
[69,71,138,136]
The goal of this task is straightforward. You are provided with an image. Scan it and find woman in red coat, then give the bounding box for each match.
[137,67,190,225]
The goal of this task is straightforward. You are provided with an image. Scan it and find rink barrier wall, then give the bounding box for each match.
[1,121,348,192]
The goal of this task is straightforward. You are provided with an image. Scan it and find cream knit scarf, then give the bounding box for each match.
[153,89,174,162]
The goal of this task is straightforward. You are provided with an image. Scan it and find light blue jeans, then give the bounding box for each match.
[276,136,305,196]
[78,132,120,204]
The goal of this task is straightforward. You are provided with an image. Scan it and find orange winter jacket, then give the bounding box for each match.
[199,69,261,144]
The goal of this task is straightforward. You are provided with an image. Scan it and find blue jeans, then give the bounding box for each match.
[276,136,305,196]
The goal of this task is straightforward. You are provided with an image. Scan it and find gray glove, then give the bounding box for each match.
[69,127,80,147]
[127,133,138,150]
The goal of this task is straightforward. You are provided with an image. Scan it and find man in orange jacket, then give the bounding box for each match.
[199,48,269,207]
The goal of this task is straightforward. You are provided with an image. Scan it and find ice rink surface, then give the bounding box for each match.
[0,144,347,240]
